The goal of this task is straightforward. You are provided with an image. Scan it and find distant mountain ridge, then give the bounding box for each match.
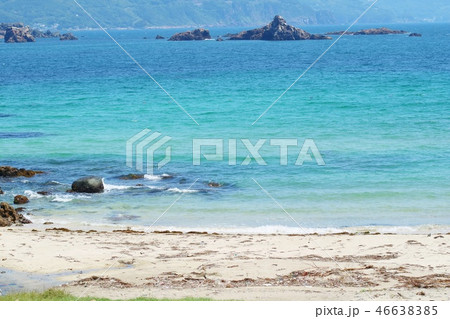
[0,0,449,30]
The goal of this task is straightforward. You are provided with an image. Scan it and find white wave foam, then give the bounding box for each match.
[50,194,91,202]
[167,187,198,193]
[24,190,44,199]
[144,174,162,181]
[103,183,131,191]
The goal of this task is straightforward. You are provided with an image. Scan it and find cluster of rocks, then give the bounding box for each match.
[0,166,43,178]
[228,15,331,41]
[325,27,413,36]
[0,166,40,226]
[31,29,60,38]
[169,28,211,41]
[168,16,331,41]
[0,202,31,227]
[59,32,78,41]
[1,22,78,43]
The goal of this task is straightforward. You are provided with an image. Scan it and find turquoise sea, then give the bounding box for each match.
[1,23,449,233]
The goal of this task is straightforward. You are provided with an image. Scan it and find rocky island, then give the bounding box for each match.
[326,27,408,36]
[59,32,78,41]
[228,15,331,41]
[3,25,35,43]
[1,22,74,43]
[169,28,211,41]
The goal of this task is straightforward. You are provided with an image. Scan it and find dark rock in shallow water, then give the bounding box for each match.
[14,195,29,205]
[155,35,165,39]
[216,37,224,41]
[72,176,104,193]
[208,182,223,188]
[119,174,144,180]
[0,187,3,195]
[228,15,331,41]
[4,26,35,43]
[0,202,19,227]
[37,191,50,195]
[0,166,43,178]
[59,32,78,41]
[169,28,211,41]
[409,33,422,37]
[326,27,408,36]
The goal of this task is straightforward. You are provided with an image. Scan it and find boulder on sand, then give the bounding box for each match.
[0,202,18,227]
[71,176,104,193]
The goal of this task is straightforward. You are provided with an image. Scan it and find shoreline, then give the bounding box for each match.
[1,227,448,300]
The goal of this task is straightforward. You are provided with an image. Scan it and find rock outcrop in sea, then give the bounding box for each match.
[169,28,211,41]
[13,195,29,205]
[31,29,60,38]
[228,15,331,41]
[0,202,31,227]
[155,35,165,39]
[326,27,408,36]
[4,26,35,43]
[59,32,78,41]
[0,166,43,178]
[1,22,61,42]
[71,176,104,193]
[409,33,422,37]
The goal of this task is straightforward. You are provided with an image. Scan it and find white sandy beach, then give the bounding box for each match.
[0,227,449,300]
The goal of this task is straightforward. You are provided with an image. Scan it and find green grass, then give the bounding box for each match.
[0,289,212,301]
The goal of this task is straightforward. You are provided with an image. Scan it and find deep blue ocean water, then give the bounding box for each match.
[1,23,449,233]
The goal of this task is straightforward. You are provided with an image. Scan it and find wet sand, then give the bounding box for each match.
[0,227,449,300]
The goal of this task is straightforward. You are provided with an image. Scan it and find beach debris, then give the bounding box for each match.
[71,176,104,193]
[397,274,450,288]
[13,195,29,205]
[113,228,145,234]
[169,28,211,41]
[153,230,183,235]
[0,166,43,178]
[69,276,133,289]
[228,15,331,41]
